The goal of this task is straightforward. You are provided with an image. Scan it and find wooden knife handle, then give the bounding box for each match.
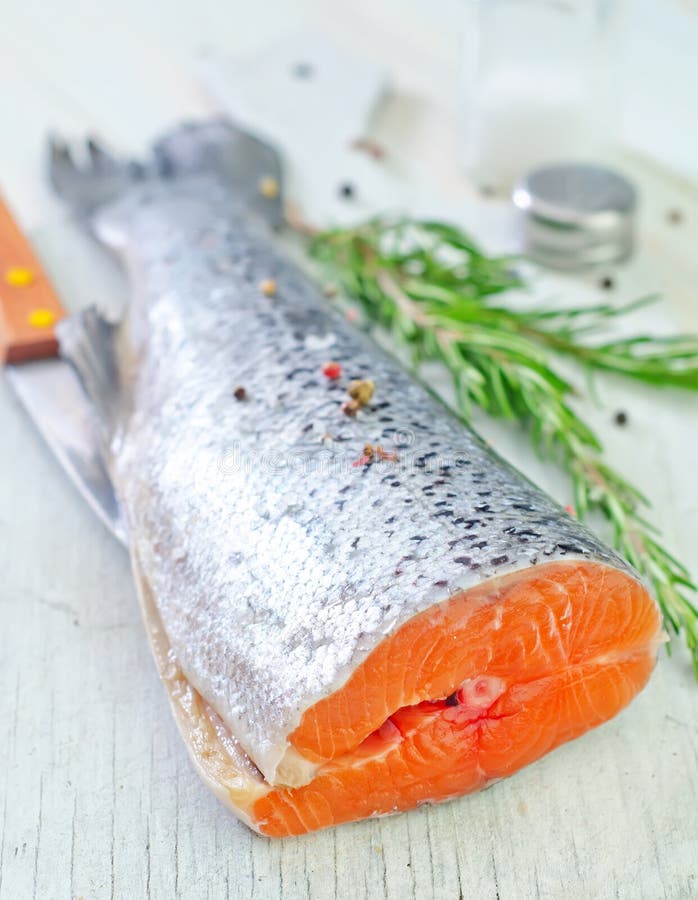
[0,194,67,364]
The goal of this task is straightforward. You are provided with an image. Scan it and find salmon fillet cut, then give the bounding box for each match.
[53,121,664,837]
[140,556,661,836]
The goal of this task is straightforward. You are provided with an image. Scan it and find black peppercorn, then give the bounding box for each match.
[614,410,628,426]
[291,61,313,79]
[339,182,355,200]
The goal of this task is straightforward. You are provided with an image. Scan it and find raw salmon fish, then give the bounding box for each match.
[52,122,662,836]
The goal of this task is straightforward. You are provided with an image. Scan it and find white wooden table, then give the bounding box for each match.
[1,2,697,898]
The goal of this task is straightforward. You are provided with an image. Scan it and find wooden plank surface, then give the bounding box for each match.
[1,2,697,899]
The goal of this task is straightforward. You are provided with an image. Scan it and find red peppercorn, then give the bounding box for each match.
[322,361,342,380]
[376,446,398,462]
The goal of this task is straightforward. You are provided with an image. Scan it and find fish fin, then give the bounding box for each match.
[57,307,123,448]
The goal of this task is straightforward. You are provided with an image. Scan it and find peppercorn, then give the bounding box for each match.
[233,386,247,401]
[341,399,361,417]
[614,410,628,426]
[292,61,313,79]
[322,361,342,380]
[259,278,277,297]
[347,379,375,406]
[258,176,280,199]
[351,138,386,160]
[376,446,398,462]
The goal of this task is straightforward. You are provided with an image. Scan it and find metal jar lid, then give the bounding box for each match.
[512,163,638,269]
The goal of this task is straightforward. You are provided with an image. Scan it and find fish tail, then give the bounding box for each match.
[49,120,283,227]
[48,134,149,220]
[57,307,122,447]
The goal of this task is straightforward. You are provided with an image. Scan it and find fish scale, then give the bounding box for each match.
[52,123,660,833]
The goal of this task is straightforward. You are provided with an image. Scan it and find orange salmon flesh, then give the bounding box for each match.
[144,560,662,837]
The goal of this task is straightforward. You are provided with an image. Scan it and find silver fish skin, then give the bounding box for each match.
[56,122,634,787]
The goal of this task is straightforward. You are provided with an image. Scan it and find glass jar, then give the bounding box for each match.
[460,0,619,191]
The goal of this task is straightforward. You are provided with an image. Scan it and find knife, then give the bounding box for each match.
[0,193,126,542]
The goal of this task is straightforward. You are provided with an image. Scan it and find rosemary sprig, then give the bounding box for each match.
[309,217,698,676]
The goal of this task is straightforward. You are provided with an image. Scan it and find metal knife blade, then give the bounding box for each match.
[6,360,126,542]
